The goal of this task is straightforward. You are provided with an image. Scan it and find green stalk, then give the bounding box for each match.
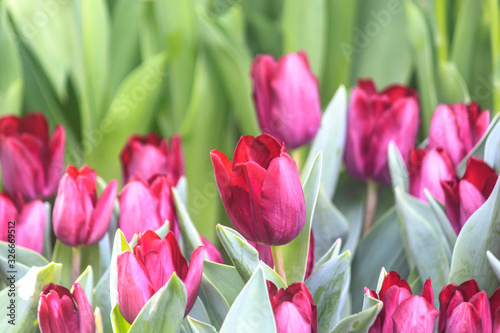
[362,181,378,236]
[71,246,81,284]
[271,246,287,285]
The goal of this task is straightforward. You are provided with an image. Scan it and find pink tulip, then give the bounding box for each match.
[0,192,45,254]
[344,79,420,184]
[0,112,65,199]
[251,51,322,149]
[428,102,490,165]
[408,147,457,203]
[441,157,498,234]
[120,133,184,185]
[117,230,204,324]
[38,282,95,333]
[211,134,306,246]
[267,281,318,333]
[367,271,438,333]
[201,236,223,264]
[438,280,491,333]
[118,174,178,242]
[53,165,117,247]
[489,287,500,332]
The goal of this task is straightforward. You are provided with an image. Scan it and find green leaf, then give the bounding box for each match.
[200,274,229,329]
[220,265,276,333]
[187,297,210,325]
[0,241,49,282]
[484,116,500,170]
[282,0,325,75]
[111,304,131,333]
[216,225,286,289]
[388,142,408,193]
[172,187,203,254]
[110,230,132,309]
[424,189,457,249]
[94,268,112,333]
[329,297,382,333]
[314,238,342,272]
[186,317,217,333]
[449,176,500,294]
[81,243,102,282]
[129,273,187,333]
[282,152,322,283]
[436,62,470,103]
[86,51,168,181]
[203,261,245,306]
[0,263,62,332]
[302,86,347,198]
[51,240,72,288]
[487,251,500,283]
[306,251,351,332]
[73,265,94,304]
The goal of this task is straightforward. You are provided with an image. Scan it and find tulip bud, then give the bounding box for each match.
[438,279,492,333]
[53,165,117,247]
[211,134,306,246]
[251,51,322,149]
[441,157,498,234]
[0,192,46,254]
[489,287,500,332]
[201,236,223,264]
[344,79,420,184]
[0,112,65,200]
[118,174,178,242]
[267,281,318,333]
[408,147,457,203]
[428,102,490,165]
[120,133,184,185]
[38,282,95,333]
[117,230,204,324]
[367,271,438,333]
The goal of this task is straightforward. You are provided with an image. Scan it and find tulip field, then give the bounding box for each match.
[2,0,500,332]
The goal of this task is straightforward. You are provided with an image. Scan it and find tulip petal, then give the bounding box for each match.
[462,157,498,194]
[251,55,277,136]
[420,278,434,306]
[233,134,281,169]
[0,194,18,242]
[381,285,412,333]
[392,296,438,333]
[44,125,65,197]
[473,109,490,143]
[469,291,492,333]
[183,246,205,315]
[458,180,486,228]
[17,200,46,254]
[201,236,223,264]
[445,303,482,333]
[86,179,117,245]
[117,251,155,324]
[73,283,96,333]
[273,302,313,333]
[19,113,49,142]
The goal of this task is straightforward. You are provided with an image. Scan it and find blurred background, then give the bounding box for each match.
[0,0,498,242]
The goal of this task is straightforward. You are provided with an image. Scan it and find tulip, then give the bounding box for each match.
[249,231,315,279]
[201,236,223,264]
[441,157,498,234]
[251,51,322,149]
[0,112,65,200]
[38,282,95,333]
[118,174,179,242]
[428,102,490,165]
[408,147,457,203]
[120,133,184,185]
[117,230,204,324]
[438,279,491,333]
[489,287,500,332]
[0,192,45,254]
[344,79,420,184]
[367,271,438,333]
[211,134,306,246]
[53,165,117,247]
[267,281,317,333]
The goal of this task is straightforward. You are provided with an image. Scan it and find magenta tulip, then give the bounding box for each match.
[0,112,65,200]
[428,102,490,165]
[117,230,204,323]
[53,165,117,247]
[489,287,500,332]
[408,147,457,203]
[201,236,223,264]
[438,280,492,333]
[118,174,178,242]
[344,79,420,184]
[441,157,498,234]
[267,281,317,333]
[120,133,184,185]
[367,271,438,333]
[0,192,45,254]
[211,134,306,246]
[251,51,321,149]
[38,282,95,333]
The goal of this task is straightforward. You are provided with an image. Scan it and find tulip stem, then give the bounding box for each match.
[363,181,378,236]
[271,246,287,285]
[72,246,81,283]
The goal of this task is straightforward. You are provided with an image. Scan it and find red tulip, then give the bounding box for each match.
[408,147,457,203]
[118,174,178,242]
[211,134,306,246]
[38,282,95,333]
[344,79,419,184]
[0,192,45,254]
[267,281,317,333]
[201,236,223,264]
[53,165,117,247]
[428,102,490,165]
[441,157,498,234]
[438,280,491,333]
[0,112,65,199]
[117,230,204,324]
[489,287,500,332]
[120,133,184,185]
[367,271,438,333]
[251,51,322,149]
